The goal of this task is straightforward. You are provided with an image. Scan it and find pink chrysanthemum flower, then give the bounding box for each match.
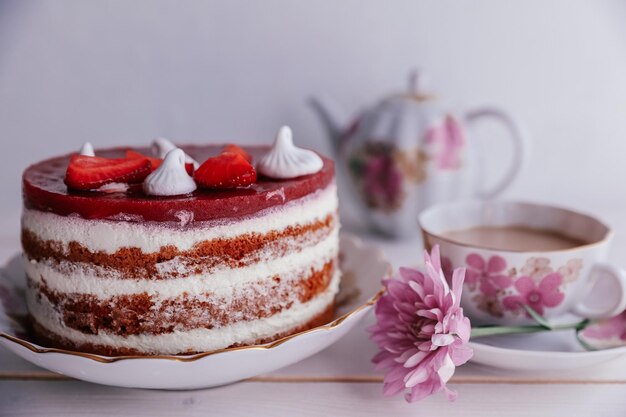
[369,245,473,402]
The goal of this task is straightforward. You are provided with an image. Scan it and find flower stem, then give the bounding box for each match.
[470,321,587,339]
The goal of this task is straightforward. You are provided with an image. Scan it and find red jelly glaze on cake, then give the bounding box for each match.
[23,145,335,222]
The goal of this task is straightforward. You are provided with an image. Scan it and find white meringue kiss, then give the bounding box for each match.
[257,126,323,179]
[152,137,199,168]
[79,142,95,156]
[143,148,197,196]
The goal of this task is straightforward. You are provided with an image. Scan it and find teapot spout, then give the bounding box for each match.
[308,96,349,154]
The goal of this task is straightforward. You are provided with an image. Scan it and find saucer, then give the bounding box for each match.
[469,330,626,372]
[0,235,391,390]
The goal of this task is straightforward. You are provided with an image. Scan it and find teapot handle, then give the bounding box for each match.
[464,107,529,198]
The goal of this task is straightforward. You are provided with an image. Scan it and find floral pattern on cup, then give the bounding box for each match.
[502,274,565,316]
[471,294,505,318]
[465,254,512,296]
[442,253,584,318]
[558,259,584,283]
[520,257,553,281]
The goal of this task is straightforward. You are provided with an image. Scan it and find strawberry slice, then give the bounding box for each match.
[222,144,252,162]
[194,152,256,189]
[64,155,151,191]
[126,150,162,171]
[126,150,194,175]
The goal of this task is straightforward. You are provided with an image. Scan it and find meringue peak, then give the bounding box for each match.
[79,142,95,156]
[152,137,199,168]
[257,126,323,179]
[276,126,294,147]
[143,148,197,196]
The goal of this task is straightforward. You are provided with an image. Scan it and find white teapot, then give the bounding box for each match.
[310,70,528,238]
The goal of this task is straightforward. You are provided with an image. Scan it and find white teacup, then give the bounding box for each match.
[419,200,626,326]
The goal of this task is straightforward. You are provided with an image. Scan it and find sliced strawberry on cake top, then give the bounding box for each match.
[64,155,152,191]
[222,144,252,163]
[194,152,256,189]
[126,149,195,175]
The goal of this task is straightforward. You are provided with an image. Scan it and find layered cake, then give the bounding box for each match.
[21,128,340,355]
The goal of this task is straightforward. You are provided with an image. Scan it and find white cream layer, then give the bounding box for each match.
[27,271,340,354]
[22,182,338,254]
[25,230,338,299]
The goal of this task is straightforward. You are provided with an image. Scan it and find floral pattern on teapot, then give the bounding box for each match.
[346,114,465,212]
[425,114,465,170]
[347,143,427,212]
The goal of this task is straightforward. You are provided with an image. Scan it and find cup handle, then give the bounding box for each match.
[463,107,529,198]
[571,262,626,320]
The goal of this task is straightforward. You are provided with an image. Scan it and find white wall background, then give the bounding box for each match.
[1,0,626,236]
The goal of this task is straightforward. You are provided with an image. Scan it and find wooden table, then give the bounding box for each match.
[2,227,626,416]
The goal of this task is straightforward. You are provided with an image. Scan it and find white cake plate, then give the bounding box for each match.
[0,234,390,390]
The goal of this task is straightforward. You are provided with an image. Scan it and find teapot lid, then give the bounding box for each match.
[399,69,435,102]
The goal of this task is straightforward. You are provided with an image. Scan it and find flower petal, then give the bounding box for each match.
[466,253,485,270]
[385,364,411,382]
[494,274,513,290]
[487,255,507,273]
[399,267,425,284]
[417,308,439,320]
[426,245,442,272]
[443,385,459,402]
[432,333,455,347]
[582,314,626,340]
[451,267,466,306]
[404,367,429,387]
[479,280,498,297]
[408,280,426,300]
[403,350,429,368]
[449,343,473,365]
[395,348,420,364]
[405,379,439,403]
[541,290,565,308]
[437,353,456,383]
[383,380,406,397]
[450,315,471,342]
[514,276,536,296]
[465,269,480,285]
[425,262,448,295]
[538,272,563,293]
[503,295,524,311]
[386,279,409,299]
[420,324,435,335]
